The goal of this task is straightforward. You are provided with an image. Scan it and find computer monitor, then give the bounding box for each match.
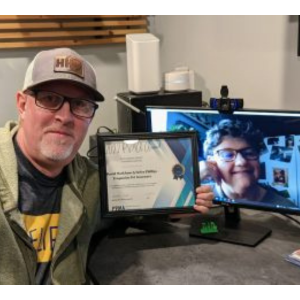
[146,106,300,246]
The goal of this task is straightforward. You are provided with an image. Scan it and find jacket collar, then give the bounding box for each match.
[0,122,19,213]
[0,121,88,233]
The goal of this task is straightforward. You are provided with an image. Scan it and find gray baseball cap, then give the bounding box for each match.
[22,47,104,102]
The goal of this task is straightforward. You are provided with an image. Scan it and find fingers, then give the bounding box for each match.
[195,193,214,202]
[193,204,210,214]
[194,197,213,209]
[194,185,214,214]
[196,185,212,193]
[196,186,214,201]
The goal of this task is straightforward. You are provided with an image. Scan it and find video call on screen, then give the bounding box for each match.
[147,108,300,212]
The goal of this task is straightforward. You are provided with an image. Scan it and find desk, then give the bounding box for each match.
[88,208,300,284]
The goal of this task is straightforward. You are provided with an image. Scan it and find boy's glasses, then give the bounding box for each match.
[215,147,259,162]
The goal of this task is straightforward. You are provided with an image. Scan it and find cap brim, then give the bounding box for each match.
[86,86,105,102]
[23,78,105,102]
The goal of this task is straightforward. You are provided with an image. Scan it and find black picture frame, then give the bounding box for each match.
[97,132,200,218]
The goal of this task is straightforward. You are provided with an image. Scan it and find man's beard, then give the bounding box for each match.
[40,137,74,161]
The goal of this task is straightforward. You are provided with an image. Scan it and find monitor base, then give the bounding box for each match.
[189,207,272,247]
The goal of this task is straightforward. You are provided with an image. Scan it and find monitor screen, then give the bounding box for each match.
[146,107,300,215]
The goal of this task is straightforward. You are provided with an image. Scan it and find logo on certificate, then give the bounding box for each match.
[172,163,185,180]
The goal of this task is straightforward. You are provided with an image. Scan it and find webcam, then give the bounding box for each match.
[210,85,244,114]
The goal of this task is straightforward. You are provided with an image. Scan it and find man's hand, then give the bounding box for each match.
[194,185,214,214]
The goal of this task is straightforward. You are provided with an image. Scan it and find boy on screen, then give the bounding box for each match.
[200,119,297,208]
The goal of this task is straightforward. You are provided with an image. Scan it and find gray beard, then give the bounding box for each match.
[40,138,74,162]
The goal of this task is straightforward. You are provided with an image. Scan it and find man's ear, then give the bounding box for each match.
[16,91,27,118]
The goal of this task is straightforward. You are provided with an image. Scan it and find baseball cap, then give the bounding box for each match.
[22,48,104,102]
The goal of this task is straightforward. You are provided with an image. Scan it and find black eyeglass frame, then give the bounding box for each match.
[214,147,259,162]
[25,89,99,118]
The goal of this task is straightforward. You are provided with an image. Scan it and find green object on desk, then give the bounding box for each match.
[200,221,219,234]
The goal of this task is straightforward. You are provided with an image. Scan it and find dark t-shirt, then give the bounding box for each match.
[261,188,297,207]
[14,139,65,284]
[213,183,298,209]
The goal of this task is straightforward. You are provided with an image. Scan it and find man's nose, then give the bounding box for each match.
[55,101,74,122]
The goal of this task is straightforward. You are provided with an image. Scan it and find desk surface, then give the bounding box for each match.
[88,208,300,284]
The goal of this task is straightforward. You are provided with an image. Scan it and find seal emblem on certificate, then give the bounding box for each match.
[172,163,185,180]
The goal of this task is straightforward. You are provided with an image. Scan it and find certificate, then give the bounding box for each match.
[97,132,199,217]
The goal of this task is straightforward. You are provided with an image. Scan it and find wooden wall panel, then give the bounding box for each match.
[0,15,148,49]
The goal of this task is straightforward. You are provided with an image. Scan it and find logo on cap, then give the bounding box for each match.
[54,55,84,78]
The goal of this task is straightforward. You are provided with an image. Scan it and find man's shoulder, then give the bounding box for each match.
[68,153,99,189]
[72,153,98,173]
[0,121,19,155]
[0,122,19,213]
[0,121,19,133]
[0,121,18,140]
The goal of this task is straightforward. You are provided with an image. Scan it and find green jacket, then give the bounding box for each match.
[0,122,101,284]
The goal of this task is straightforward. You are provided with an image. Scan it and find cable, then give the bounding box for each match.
[281,213,300,227]
[87,146,97,159]
[97,126,115,134]
[87,126,116,158]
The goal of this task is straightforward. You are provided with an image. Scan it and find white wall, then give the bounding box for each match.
[0,45,127,155]
[1,16,300,156]
[151,15,300,109]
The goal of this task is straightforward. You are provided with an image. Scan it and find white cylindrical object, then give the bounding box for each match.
[126,33,161,94]
[188,70,195,90]
[164,70,190,92]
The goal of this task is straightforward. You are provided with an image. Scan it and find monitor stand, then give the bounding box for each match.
[108,215,176,238]
[189,206,272,247]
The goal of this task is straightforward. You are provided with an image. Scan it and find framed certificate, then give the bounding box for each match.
[97,132,200,217]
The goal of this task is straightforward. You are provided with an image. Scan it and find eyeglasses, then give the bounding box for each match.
[26,90,99,118]
[214,147,259,162]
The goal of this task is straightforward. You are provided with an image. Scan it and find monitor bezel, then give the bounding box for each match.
[145,105,300,216]
[97,131,200,218]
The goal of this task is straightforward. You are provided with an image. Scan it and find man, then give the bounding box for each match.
[0,48,213,285]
